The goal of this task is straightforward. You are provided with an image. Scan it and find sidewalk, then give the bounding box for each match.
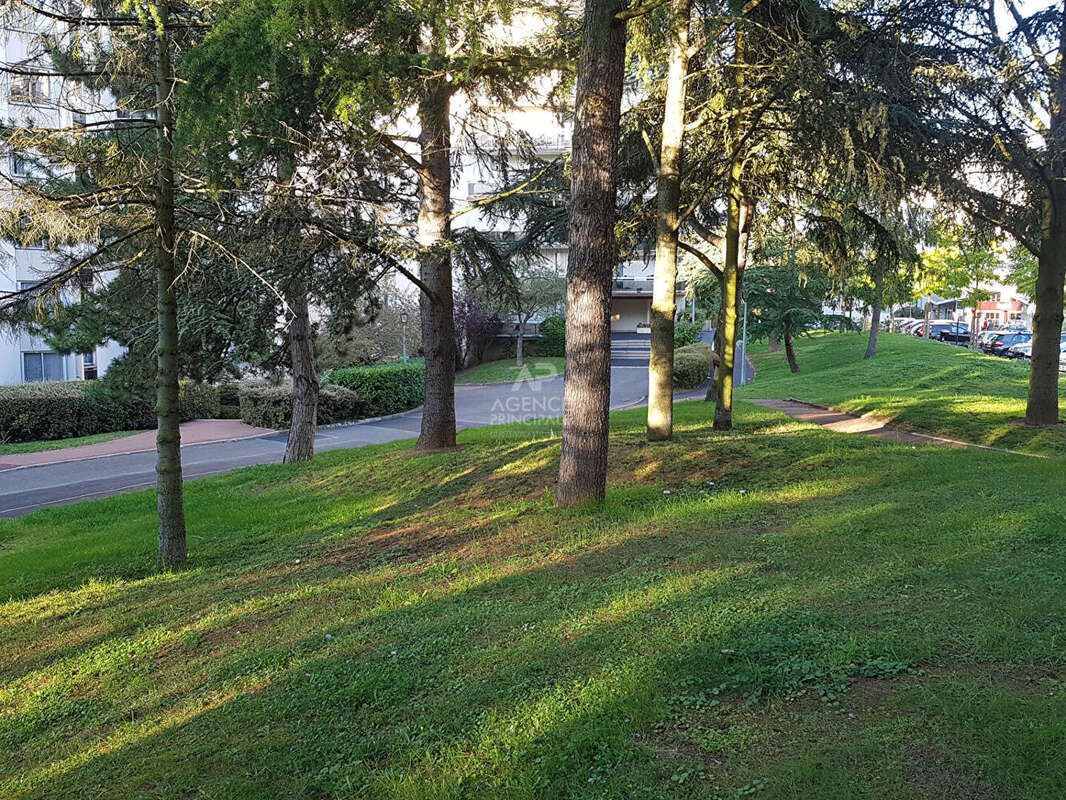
[0,419,276,471]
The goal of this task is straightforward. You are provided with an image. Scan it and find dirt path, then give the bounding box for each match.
[748,398,1043,457]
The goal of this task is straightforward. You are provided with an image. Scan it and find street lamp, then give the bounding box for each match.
[400,311,409,364]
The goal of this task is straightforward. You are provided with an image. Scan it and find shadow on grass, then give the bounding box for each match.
[3,402,1066,799]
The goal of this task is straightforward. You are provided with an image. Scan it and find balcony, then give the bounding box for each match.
[532,133,572,154]
[611,277,686,297]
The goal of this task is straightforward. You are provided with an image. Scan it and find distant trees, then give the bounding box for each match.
[918,222,1001,350]
[891,1,1066,424]
[500,264,566,367]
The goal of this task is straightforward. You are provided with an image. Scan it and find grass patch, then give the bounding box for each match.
[456,357,565,384]
[740,331,1066,455]
[2,399,1064,798]
[0,429,141,456]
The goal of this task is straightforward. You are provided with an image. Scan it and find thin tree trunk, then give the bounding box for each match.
[768,336,781,352]
[284,284,318,462]
[705,289,725,402]
[516,324,524,367]
[647,0,691,442]
[784,332,799,373]
[556,0,627,507]
[865,261,884,358]
[154,4,186,570]
[1027,188,1066,425]
[712,188,753,431]
[416,77,458,450]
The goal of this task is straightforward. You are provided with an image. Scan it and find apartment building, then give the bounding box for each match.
[455,105,684,335]
[0,7,123,385]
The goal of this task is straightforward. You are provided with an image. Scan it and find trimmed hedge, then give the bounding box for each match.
[238,383,362,429]
[217,383,242,419]
[0,379,227,444]
[326,362,425,418]
[673,342,712,389]
[674,320,703,348]
[0,381,153,444]
[538,315,566,357]
[179,380,220,421]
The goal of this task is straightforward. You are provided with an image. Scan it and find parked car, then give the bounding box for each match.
[986,332,1032,357]
[1006,341,1033,359]
[1016,333,1066,360]
[976,329,1007,350]
[1061,343,1066,373]
[927,321,971,343]
[892,317,918,332]
[902,319,926,335]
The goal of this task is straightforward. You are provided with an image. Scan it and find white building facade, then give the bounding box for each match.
[0,8,123,385]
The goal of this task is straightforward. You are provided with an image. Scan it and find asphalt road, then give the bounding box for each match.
[0,362,656,518]
[1,330,756,519]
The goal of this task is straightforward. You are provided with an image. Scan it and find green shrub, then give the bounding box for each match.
[216,383,241,419]
[238,383,362,429]
[674,320,703,348]
[178,380,221,421]
[673,342,712,389]
[538,315,566,357]
[0,381,153,444]
[326,362,425,418]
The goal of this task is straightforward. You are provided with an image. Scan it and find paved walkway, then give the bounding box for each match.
[0,419,275,471]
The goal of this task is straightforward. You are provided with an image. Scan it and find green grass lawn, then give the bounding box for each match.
[0,429,141,457]
[2,395,1065,799]
[456,357,565,384]
[739,331,1066,455]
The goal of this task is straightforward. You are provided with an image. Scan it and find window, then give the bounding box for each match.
[22,352,65,382]
[15,217,47,250]
[9,71,50,106]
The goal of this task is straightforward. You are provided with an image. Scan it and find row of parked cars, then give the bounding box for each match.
[891,317,1066,371]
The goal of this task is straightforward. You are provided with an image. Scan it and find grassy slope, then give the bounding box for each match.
[456,357,565,385]
[0,430,140,456]
[739,332,1066,455]
[2,400,1065,799]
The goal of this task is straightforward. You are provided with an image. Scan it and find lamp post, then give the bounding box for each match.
[400,311,408,364]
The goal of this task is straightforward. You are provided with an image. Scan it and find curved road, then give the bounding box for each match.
[1,332,752,519]
[0,362,654,518]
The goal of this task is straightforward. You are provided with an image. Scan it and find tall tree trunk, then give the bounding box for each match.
[154,5,186,570]
[515,324,524,367]
[865,261,884,358]
[556,0,627,507]
[712,186,753,431]
[647,0,691,442]
[784,332,799,373]
[1027,188,1066,425]
[284,283,318,462]
[416,79,458,450]
[706,290,725,401]
[1027,32,1066,426]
